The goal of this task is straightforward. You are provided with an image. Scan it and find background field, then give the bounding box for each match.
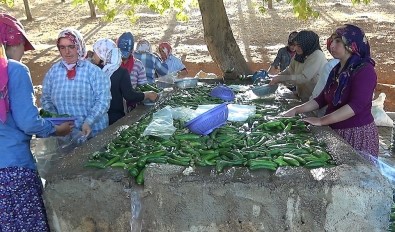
[2,0,395,109]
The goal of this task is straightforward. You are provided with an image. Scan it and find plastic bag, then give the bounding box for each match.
[157,72,177,84]
[170,106,196,122]
[371,93,393,127]
[227,104,256,122]
[142,106,177,139]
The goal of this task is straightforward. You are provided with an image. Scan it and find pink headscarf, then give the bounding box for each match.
[0,13,34,123]
[158,42,172,61]
[0,43,8,123]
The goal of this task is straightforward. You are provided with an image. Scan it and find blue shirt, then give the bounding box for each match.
[41,60,111,136]
[0,60,56,170]
[164,54,186,74]
[133,52,168,83]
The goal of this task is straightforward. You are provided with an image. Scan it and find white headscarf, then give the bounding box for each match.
[135,39,152,53]
[93,38,122,78]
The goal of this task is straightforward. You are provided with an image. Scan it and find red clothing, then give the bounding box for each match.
[314,63,377,129]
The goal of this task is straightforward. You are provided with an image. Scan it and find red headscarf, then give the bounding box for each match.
[158,42,172,61]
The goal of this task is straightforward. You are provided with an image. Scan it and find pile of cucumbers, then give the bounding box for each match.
[84,85,335,185]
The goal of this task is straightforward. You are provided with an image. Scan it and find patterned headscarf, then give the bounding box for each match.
[93,38,121,78]
[135,39,152,53]
[0,43,8,123]
[158,42,172,61]
[57,28,87,79]
[0,13,34,51]
[293,30,322,63]
[0,14,35,123]
[57,28,87,62]
[326,24,375,106]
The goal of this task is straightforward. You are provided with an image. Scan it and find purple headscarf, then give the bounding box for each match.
[327,24,375,106]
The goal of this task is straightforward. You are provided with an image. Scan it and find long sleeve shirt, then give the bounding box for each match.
[130,59,148,88]
[133,52,168,84]
[41,60,111,136]
[279,50,327,102]
[108,67,145,125]
[1,60,56,170]
[164,54,186,75]
[271,47,294,71]
[314,63,376,129]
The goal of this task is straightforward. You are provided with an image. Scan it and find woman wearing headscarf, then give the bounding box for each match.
[269,30,328,102]
[281,24,378,159]
[158,42,188,77]
[91,38,158,125]
[0,13,73,231]
[134,39,168,83]
[41,28,112,137]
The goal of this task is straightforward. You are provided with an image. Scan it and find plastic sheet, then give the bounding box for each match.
[142,106,177,139]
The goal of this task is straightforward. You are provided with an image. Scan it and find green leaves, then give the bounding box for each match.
[0,0,15,7]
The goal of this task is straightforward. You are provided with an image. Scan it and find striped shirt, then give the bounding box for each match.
[133,52,168,83]
[41,60,111,136]
[130,58,148,88]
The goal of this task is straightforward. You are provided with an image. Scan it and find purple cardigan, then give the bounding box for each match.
[314,63,377,129]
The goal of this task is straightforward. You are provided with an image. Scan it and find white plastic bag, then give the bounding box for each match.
[371,93,393,127]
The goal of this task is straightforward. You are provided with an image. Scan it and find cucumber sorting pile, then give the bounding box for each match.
[84,85,335,185]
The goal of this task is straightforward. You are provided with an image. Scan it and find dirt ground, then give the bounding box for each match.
[1,0,395,109]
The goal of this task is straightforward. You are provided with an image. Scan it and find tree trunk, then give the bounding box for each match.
[198,0,251,79]
[88,0,97,18]
[268,0,273,9]
[23,0,33,21]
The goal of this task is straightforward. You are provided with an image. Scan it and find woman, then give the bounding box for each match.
[269,30,328,102]
[117,32,148,88]
[268,31,298,74]
[41,28,112,137]
[281,24,378,159]
[92,38,158,125]
[134,39,168,83]
[158,42,188,77]
[0,13,73,231]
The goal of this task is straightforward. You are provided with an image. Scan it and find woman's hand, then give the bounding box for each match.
[82,122,92,137]
[144,91,159,102]
[269,75,280,85]
[55,121,74,136]
[281,108,297,117]
[302,117,322,126]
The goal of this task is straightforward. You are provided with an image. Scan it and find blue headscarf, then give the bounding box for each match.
[327,24,375,106]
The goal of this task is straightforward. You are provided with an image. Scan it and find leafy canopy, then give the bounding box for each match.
[1,0,371,21]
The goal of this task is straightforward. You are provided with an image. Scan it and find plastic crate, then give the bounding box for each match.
[210,85,235,101]
[185,103,229,135]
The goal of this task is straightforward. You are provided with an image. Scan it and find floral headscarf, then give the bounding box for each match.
[326,24,375,106]
[293,30,322,63]
[57,28,87,79]
[57,28,87,61]
[93,38,121,78]
[135,39,152,53]
[158,42,172,61]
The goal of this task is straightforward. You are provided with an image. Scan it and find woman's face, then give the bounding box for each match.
[5,43,25,61]
[58,38,79,64]
[293,42,303,55]
[329,37,350,60]
[158,48,167,61]
[288,44,296,52]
